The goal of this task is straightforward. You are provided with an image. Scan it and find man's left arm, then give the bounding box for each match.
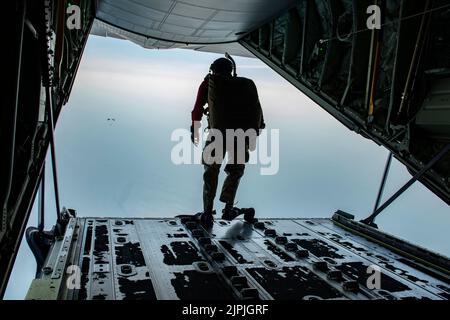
[190,77,209,145]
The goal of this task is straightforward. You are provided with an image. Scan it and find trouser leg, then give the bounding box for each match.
[219,163,245,205]
[219,135,249,206]
[202,133,224,213]
[203,163,220,213]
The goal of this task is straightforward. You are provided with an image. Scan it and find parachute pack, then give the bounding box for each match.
[207,74,263,132]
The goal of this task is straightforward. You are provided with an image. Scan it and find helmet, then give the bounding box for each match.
[210,58,233,75]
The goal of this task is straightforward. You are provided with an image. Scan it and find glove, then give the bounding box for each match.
[258,121,266,136]
[190,124,200,146]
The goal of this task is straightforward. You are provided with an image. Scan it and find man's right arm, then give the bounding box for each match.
[259,100,265,130]
[250,80,265,132]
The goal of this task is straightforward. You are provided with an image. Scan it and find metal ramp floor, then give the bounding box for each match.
[26,213,450,300]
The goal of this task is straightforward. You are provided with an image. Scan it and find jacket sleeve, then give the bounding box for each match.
[259,100,265,129]
[191,78,209,124]
[252,80,265,129]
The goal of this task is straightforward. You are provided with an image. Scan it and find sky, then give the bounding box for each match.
[4,36,449,299]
